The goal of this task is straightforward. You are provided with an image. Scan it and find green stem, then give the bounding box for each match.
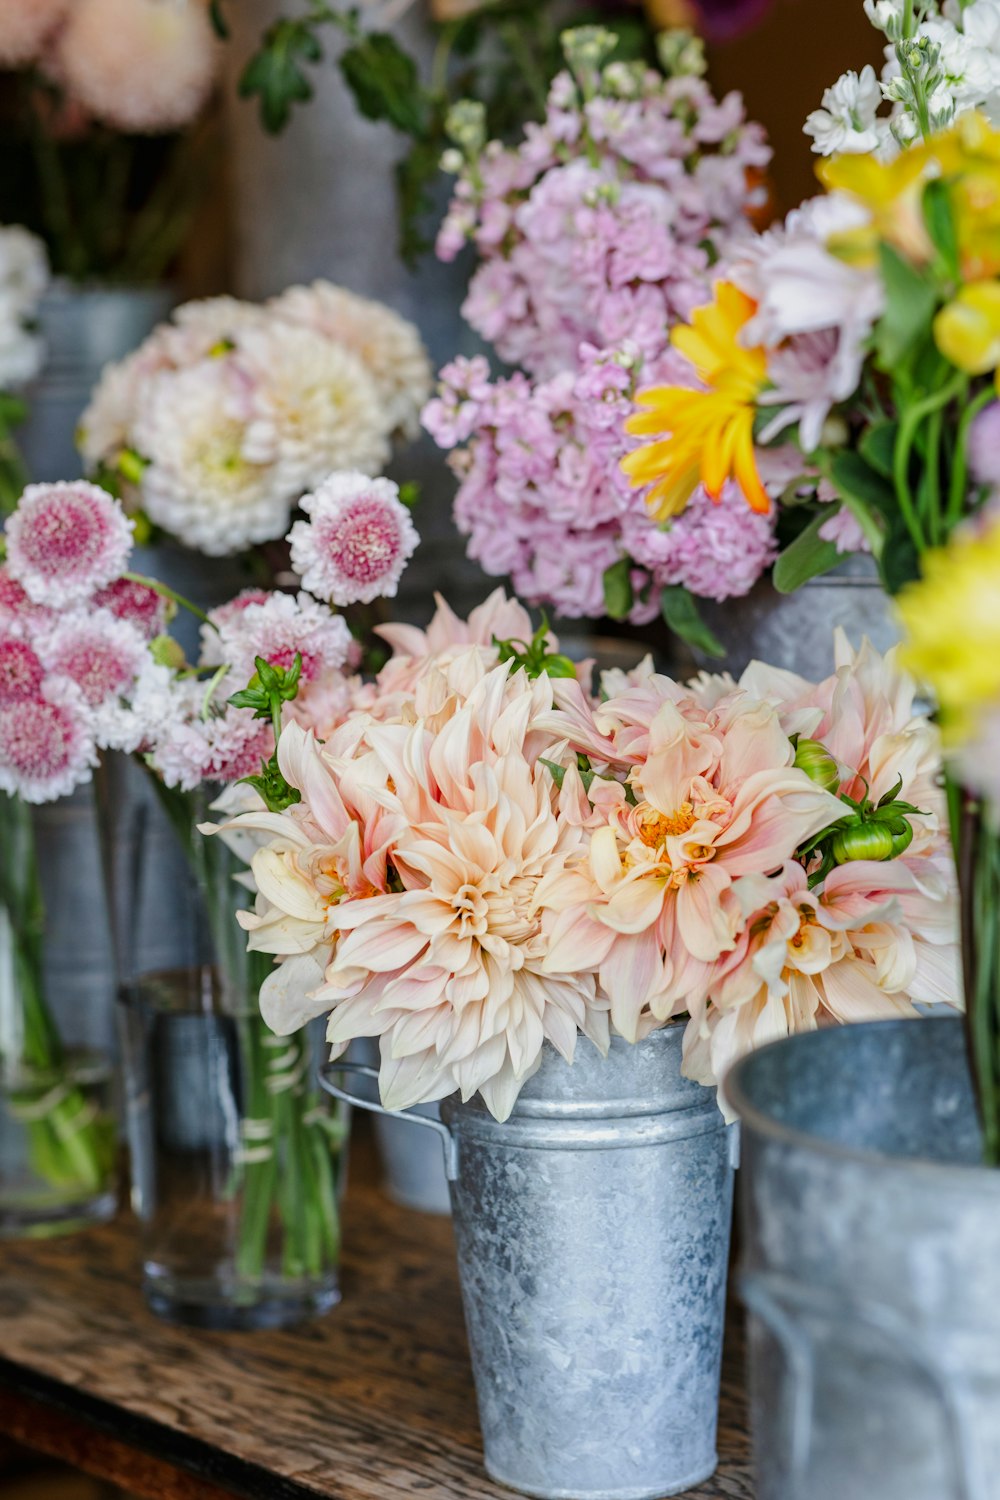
[922,406,943,545]
[122,571,212,626]
[948,387,995,527]
[893,373,965,553]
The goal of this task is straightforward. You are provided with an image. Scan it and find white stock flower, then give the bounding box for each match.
[804,65,884,155]
[864,0,906,36]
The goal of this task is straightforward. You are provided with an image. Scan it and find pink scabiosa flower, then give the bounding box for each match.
[36,611,148,710]
[92,577,169,640]
[213,591,352,690]
[288,471,419,607]
[0,679,96,804]
[51,0,217,135]
[5,482,133,607]
[0,632,45,706]
[148,681,274,792]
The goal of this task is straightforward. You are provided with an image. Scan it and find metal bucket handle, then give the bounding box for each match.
[319,1061,459,1180]
[741,1269,988,1500]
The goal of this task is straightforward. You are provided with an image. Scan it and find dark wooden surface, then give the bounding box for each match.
[0,1143,753,1500]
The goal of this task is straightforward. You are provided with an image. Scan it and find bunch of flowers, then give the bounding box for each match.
[211,602,958,1121]
[805,0,1000,159]
[424,27,777,639]
[0,470,418,802]
[622,0,998,1147]
[79,288,431,557]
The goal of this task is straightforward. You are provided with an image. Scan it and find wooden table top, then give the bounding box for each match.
[0,1142,753,1500]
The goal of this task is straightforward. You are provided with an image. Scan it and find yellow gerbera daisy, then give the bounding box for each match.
[622,282,771,522]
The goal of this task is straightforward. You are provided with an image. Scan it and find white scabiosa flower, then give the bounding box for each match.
[270,282,433,440]
[52,0,217,134]
[131,360,295,556]
[804,65,884,155]
[288,471,419,607]
[239,321,390,495]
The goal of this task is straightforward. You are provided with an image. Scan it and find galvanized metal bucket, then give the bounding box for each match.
[345,1038,451,1215]
[322,1025,735,1500]
[728,1017,1000,1500]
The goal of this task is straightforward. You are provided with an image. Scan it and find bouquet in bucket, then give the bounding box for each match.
[210,585,960,1120]
[616,0,998,1145]
[0,468,419,1258]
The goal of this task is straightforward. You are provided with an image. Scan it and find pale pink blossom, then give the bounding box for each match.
[818,506,871,554]
[0,0,68,65]
[36,610,148,709]
[0,678,97,803]
[288,471,419,607]
[5,482,133,606]
[52,0,217,134]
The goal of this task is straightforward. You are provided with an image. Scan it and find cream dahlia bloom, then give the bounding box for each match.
[131,360,295,555]
[213,658,609,1120]
[270,282,433,439]
[240,322,389,494]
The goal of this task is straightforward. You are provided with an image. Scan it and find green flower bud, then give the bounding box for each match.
[539,653,578,680]
[832,822,895,865]
[889,819,914,858]
[149,635,187,671]
[793,738,841,794]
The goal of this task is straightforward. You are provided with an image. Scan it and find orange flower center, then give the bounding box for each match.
[637,802,696,846]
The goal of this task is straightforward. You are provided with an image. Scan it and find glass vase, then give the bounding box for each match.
[955,786,1000,1164]
[0,793,117,1237]
[102,762,349,1327]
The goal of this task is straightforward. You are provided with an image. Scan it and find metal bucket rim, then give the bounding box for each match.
[725,1017,999,1188]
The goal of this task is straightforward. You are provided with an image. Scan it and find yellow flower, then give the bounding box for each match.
[897,514,1000,742]
[821,113,1000,279]
[934,281,1000,374]
[621,281,771,521]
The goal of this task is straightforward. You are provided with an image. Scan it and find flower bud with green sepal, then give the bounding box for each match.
[493,616,577,681]
[793,737,843,795]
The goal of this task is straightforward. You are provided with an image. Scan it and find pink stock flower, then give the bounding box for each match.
[288,471,419,607]
[817,506,871,555]
[0,678,96,803]
[5,482,133,607]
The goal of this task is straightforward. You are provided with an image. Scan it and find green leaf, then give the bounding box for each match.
[540,758,566,790]
[602,558,633,621]
[858,420,899,481]
[209,0,229,39]
[773,510,842,594]
[395,141,438,267]
[660,585,725,659]
[922,178,959,281]
[874,242,939,372]
[0,393,27,426]
[878,517,920,594]
[339,33,427,136]
[829,448,895,523]
[239,21,323,134]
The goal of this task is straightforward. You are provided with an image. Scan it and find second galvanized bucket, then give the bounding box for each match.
[729,1017,1000,1500]
[323,1024,734,1500]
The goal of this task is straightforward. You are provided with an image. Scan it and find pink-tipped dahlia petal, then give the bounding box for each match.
[5,482,133,606]
[288,471,419,606]
[0,678,97,803]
